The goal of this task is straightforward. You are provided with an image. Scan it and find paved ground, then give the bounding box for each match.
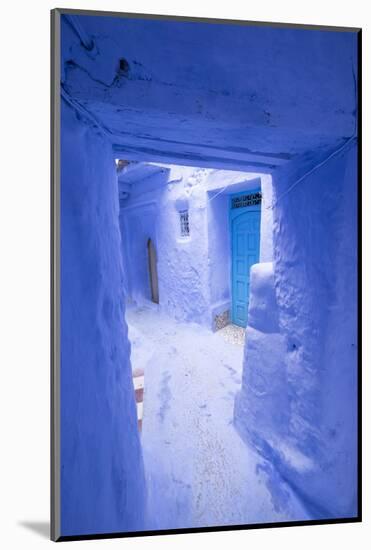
[218,323,245,346]
[126,307,310,531]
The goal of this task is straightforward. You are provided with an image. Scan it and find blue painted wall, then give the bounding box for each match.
[235,143,358,518]
[60,101,146,536]
[61,14,357,169]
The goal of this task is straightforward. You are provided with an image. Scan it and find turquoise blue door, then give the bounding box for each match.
[230,191,261,328]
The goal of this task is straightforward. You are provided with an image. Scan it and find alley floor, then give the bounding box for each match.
[126,307,310,531]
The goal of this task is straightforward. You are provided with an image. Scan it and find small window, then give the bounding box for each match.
[179,210,190,238]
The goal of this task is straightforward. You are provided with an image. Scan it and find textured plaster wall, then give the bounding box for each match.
[61,15,357,169]
[235,144,358,518]
[207,192,230,316]
[259,176,274,263]
[120,166,211,325]
[60,101,146,536]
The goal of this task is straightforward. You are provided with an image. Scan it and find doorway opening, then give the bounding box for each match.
[118,165,272,329]
[230,190,262,327]
[147,238,159,304]
[115,161,296,529]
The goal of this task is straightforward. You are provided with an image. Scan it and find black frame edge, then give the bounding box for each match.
[51,7,61,543]
[56,517,361,542]
[55,6,361,33]
[356,27,362,523]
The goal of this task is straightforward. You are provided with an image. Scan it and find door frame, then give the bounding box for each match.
[229,188,262,327]
[120,200,159,305]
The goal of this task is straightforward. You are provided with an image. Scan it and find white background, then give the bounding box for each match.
[0,1,369,548]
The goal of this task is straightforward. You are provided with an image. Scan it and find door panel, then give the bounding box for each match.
[231,209,260,327]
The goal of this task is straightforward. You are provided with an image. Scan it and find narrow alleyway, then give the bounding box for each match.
[126,307,310,531]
